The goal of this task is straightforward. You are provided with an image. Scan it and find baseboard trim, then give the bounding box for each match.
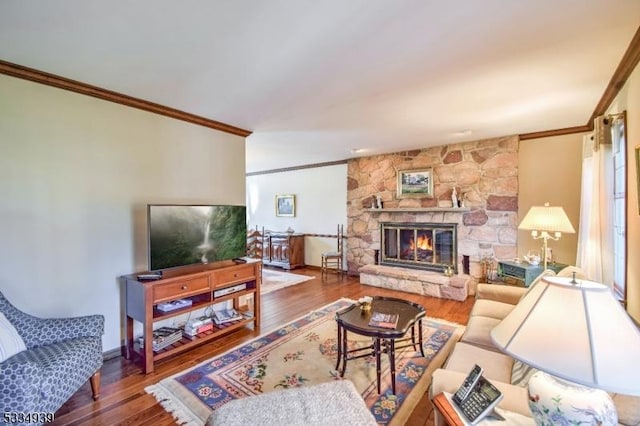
[104,347,123,361]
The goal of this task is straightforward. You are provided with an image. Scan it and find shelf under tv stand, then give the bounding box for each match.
[122,259,261,374]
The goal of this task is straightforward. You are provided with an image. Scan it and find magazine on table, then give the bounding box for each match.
[368,312,399,329]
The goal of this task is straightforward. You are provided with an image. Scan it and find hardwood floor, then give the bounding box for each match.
[53,267,474,426]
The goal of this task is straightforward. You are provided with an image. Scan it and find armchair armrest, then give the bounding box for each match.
[475,284,526,305]
[24,315,104,348]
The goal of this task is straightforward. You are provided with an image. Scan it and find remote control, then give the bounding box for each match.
[137,274,162,280]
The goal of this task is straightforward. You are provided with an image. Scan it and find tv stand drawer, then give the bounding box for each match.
[213,264,255,287]
[153,276,210,303]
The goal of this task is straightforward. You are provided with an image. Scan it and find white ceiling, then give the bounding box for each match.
[0,1,638,173]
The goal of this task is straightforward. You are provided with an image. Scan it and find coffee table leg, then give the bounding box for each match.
[375,338,382,394]
[335,322,342,371]
[411,324,417,350]
[340,329,348,377]
[418,318,425,357]
[389,338,396,394]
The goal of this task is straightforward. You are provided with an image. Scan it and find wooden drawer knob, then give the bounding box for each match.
[181,285,188,290]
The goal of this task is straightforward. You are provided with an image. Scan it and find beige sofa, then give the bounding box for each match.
[430,267,640,426]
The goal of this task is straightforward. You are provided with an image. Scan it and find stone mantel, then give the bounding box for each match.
[364,207,471,213]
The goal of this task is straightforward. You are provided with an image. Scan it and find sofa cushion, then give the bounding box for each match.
[0,312,26,362]
[469,299,515,320]
[612,393,640,426]
[444,342,514,384]
[460,315,502,352]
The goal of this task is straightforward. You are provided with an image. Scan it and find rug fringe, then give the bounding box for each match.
[145,384,202,426]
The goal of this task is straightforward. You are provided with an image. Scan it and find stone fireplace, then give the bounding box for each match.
[347,135,520,287]
[380,222,457,273]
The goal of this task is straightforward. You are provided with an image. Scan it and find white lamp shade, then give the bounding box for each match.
[491,276,640,395]
[518,203,575,234]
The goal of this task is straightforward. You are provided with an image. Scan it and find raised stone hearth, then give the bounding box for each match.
[359,264,471,302]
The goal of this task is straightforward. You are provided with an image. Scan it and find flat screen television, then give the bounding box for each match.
[147,204,247,271]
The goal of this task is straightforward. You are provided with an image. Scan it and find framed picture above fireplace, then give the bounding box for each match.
[397,168,434,198]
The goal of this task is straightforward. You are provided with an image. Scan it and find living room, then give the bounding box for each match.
[1,2,640,425]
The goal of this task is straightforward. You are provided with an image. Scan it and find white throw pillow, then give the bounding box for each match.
[0,312,27,362]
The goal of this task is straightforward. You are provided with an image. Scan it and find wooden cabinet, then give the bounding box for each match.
[123,259,261,374]
[497,260,568,287]
[262,232,305,269]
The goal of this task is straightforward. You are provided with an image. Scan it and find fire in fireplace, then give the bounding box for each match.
[380,222,457,273]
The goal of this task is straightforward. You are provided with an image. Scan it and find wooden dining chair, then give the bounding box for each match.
[321,224,344,277]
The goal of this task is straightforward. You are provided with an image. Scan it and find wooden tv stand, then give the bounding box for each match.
[123,259,261,374]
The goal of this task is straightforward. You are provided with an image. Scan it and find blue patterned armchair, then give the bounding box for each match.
[0,291,104,421]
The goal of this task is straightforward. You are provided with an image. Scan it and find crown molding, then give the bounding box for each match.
[589,25,640,125]
[519,124,592,141]
[246,159,348,176]
[2,25,638,144]
[0,59,252,137]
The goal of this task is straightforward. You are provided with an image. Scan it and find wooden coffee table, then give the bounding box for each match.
[334,296,426,394]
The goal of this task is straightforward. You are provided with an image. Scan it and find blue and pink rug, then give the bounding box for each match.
[146,298,464,425]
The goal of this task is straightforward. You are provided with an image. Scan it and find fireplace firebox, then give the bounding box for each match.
[380,222,457,273]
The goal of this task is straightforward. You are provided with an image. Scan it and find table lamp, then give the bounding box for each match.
[518,202,575,269]
[491,275,640,425]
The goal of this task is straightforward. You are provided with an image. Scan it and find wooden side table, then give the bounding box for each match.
[432,392,465,426]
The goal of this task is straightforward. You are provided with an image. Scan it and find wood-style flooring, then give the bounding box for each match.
[53,267,474,426]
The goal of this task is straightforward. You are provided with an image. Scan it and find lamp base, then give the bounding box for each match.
[528,371,617,426]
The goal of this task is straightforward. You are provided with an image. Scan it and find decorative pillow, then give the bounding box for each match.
[511,360,539,387]
[0,312,27,362]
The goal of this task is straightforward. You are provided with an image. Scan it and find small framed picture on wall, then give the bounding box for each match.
[276,194,296,217]
[397,168,434,198]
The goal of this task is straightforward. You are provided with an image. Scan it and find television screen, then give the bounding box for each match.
[148,204,247,271]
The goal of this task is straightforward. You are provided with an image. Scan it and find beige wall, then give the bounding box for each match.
[0,75,246,351]
[608,62,640,323]
[518,133,584,265]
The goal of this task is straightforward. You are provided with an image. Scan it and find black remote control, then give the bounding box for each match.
[137,274,162,280]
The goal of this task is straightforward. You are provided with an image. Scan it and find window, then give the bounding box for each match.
[611,114,627,301]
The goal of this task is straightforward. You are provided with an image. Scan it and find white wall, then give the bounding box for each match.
[246,164,347,267]
[0,75,246,352]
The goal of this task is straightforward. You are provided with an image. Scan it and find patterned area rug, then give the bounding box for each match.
[260,269,314,295]
[146,299,464,425]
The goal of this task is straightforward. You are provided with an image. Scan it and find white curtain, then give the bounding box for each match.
[576,134,614,286]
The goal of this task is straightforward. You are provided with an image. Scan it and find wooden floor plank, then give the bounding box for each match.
[52,267,474,426]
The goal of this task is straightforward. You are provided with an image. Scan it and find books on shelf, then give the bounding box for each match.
[183,317,214,337]
[183,323,214,339]
[212,308,243,325]
[368,312,399,329]
[138,326,183,352]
